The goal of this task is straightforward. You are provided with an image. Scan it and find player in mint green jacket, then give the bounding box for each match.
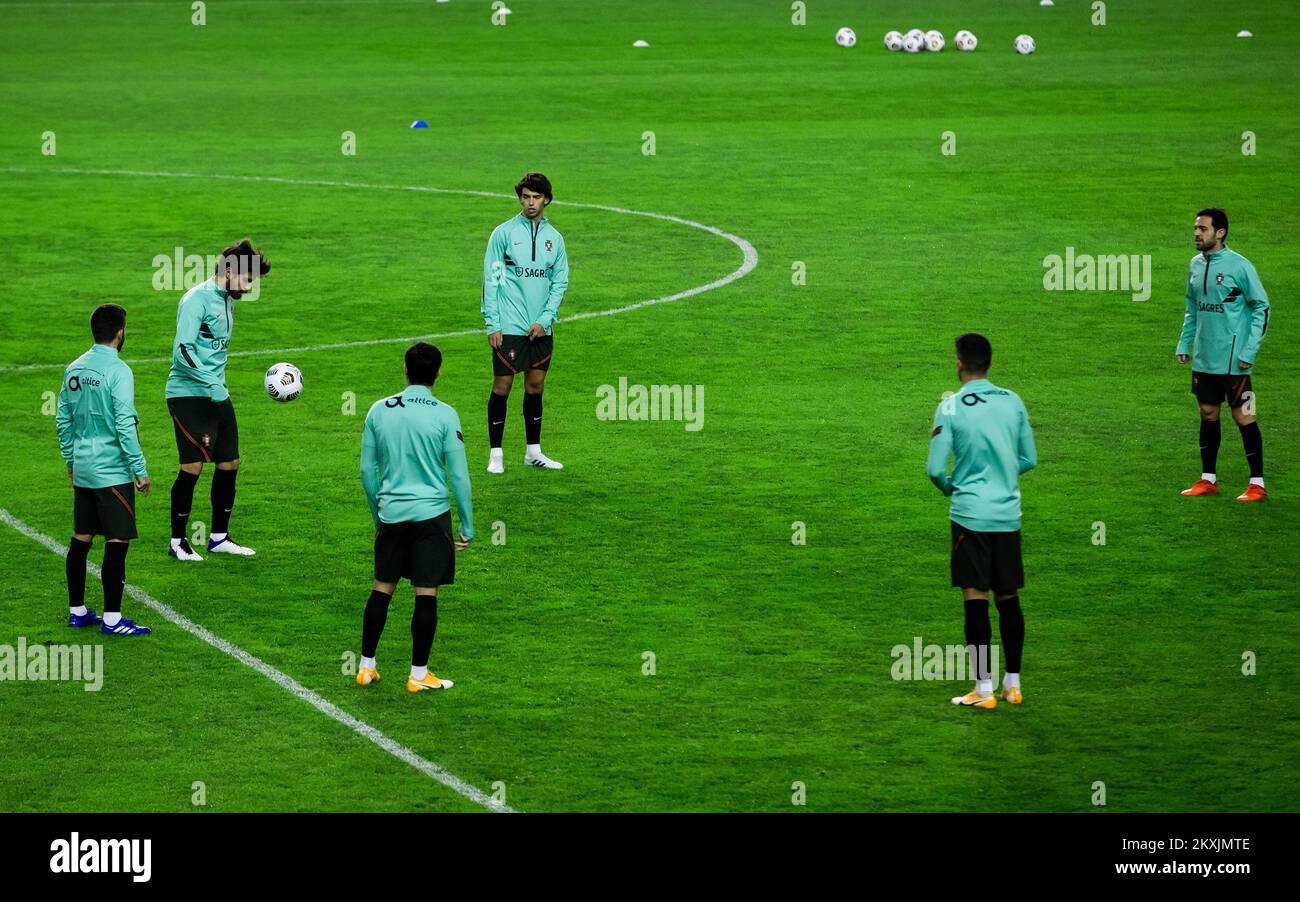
[928,334,1036,709]
[164,239,270,561]
[1175,209,1270,501]
[356,342,472,693]
[55,305,152,635]
[481,172,569,474]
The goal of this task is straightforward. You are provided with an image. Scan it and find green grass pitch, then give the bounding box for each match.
[1,0,1297,812]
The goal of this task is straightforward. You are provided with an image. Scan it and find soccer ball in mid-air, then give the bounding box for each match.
[924,30,945,51]
[1015,34,1036,54]
[264,362,303,402]
[835,27,857,48]
[884,30,904,51]
[954,29,978,51]
[902,32,924,53]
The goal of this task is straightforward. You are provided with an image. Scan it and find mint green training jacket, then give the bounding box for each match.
[928,379,1036,532]
[1175,246,1270,374]
[481,212,568,336]
[56,344,148,488]
[361,384,474,540]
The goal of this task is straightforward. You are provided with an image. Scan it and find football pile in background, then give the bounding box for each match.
[834,27,1036,54]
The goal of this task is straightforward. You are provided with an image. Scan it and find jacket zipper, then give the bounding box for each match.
[531,220,538,262]
[1202,255,1210,296]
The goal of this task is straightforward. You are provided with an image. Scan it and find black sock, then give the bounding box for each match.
[361,589,392,658]
[963,598,993,683]
[524,391,542,445]
[101,541,129,615]
[411,595,438,668]
[488,391,508,449]
[211,468,237,535]
[995,595,1025,675]
[67,537,92,608]
[171,470,200,540]
[1199,419,1221,475]
[1239,421,1264,479]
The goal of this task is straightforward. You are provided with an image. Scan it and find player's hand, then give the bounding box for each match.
[1238,360,1253,370]
[67,468,73,487]
[455,533,471,551]
[526,323,545,341]
[135,476,151,496]
[1176,355,1190,364]
[488,331,503,349]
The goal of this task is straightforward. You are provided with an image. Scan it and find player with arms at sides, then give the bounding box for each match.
[1175,208,1271,501]
[927,334,1036,709]
[481,171,569,473]
[356,343,474,693]
[56,304,153,635]
[165,239,270,560]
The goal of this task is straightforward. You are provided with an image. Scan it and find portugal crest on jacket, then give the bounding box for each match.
[545,239,553,252]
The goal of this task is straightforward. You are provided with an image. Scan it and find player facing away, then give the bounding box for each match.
[927,334,1037,709]
[164,239,270,560]
[481,171,569,473]
[357,342,474,693]
[1175,208,1270,501]
[56,305,153,635]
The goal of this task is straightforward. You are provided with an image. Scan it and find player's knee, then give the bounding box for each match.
[180,461,204,476]
[1231,408,1255,426]
[492,377,513,395]
[1198,405,1220,422]
[218,458,240,471]
[414,587,438,598]
[72,533,92,544]
[373,580,397,595]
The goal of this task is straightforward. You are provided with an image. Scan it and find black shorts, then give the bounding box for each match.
[73,483,138,540]
[168,396,239,463]
[1192,371,1253,408]
[374,512,456,589]
[492,334,553,377]
[951,521,1024,592]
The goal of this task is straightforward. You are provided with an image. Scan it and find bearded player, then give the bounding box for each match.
[165,239,270,560]
[1176,208,1271,501]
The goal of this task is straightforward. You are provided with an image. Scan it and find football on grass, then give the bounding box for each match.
[264,362,303,402]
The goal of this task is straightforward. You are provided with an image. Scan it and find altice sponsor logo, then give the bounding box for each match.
[1042,246,1152,302]
[891,636,1000,682]
[0,637,103,692]
[596,377,704,432]
[50,833,151,882]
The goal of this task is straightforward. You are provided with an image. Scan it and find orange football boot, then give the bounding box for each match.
[1236,484,1268,502]
[1180,479,1219,496]
[951,689,997,709]
[356,666,381,686]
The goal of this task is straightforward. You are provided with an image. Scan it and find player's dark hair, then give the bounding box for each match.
[216,238,271,279]
[1196,208,1229,240]
[515,171,553,201]
[955,333,992,375]
[405,341,442,386]
[90,304,126,344]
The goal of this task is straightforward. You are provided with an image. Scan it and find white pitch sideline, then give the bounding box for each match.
[0,508,513,814]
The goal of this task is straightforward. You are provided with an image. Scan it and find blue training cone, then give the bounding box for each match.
[410,120,429,129]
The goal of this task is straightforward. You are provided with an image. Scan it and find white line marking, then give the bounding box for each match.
[0,167,759,374]
[0,508,512,813]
